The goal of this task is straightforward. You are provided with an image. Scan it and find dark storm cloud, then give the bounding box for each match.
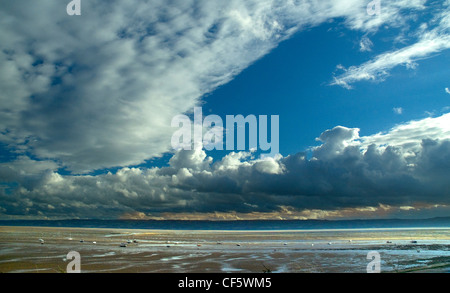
[1,114,450,219]
[1,1,449,219]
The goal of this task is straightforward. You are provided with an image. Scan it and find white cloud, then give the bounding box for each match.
[359,36,373,52]
[393,107,403,115]
[333,32,450,88]
[2,113,450,219]
[332,3,450,88]
[0,0,433,173]
[1,1,449,220]
[446,87,450,94]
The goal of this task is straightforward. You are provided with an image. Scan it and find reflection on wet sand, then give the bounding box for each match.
[0,226,449,273]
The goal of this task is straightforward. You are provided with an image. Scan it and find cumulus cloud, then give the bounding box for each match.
[446,87,450,94]
[1,114,450,220]
[1,1,449,220]
[0,0,432,173]
[360,113,450,153]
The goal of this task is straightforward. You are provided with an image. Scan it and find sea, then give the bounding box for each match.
[1,217,449,230]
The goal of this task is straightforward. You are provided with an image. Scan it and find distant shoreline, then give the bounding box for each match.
[1,225,450,234]
[0,217,449,232]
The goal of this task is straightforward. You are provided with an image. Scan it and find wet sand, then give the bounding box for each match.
[0,226,449,273]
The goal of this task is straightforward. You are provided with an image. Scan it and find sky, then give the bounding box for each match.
[0,0,449,220]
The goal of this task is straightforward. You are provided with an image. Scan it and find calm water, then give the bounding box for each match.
[1,218,449,230]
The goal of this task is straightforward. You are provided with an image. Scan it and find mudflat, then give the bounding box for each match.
[0,226,449,273]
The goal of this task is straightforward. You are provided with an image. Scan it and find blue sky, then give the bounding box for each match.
[0,0,450,220]
[203,20,450,159]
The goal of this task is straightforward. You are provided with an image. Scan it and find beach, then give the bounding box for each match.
[0,226,449,273]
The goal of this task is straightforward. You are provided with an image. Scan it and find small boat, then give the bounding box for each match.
[283,243,288,246]
[39,238,44,244]
[120,243,127,247]
[411,240,418,244]
[80,239,84,243]
[133,240,138,243]
[328,242,332,245]
[386,241,392,244]
[92,241,97,244]
[236,244,241,247]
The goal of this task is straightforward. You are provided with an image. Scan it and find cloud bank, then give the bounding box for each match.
[1,1,450,220]
[1,113,450,220]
